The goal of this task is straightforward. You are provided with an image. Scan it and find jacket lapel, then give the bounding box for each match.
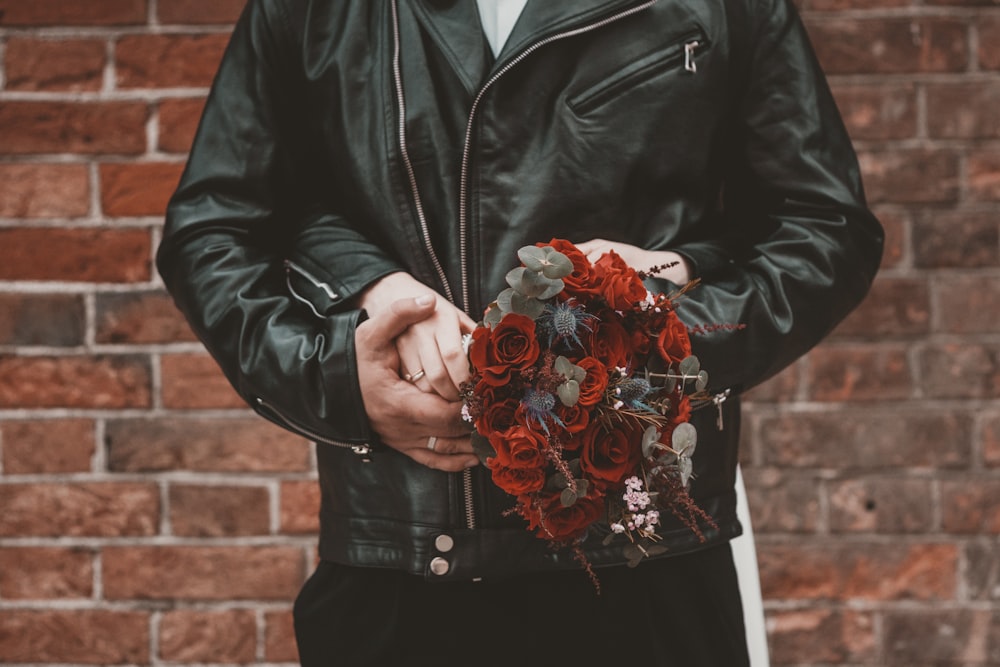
[406,0,493,97]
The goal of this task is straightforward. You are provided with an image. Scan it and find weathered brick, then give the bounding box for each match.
[0,483,159,537]
[0,547,93,599]
[99,162,185,217]
[927,81,1000,139]
[858,149,961,204]
[116,33,230,89]
[832,277,931,339]
[758,409,972,469]
[1,419,95,474]
[0,293,86,346]
[969,151,1000,201]
[158,96,206,153]
[766,609,876,665]
[265,609,299,662]
[96,290,197,344]
[872,206,906,270]
[915,211,999,268]
[806,344,912,401]
[0,163,90,218]
[966,540,1000,601]
[0,228,150,282]
[4,38,105,91]
[741,468,821,533]
[0,101,148,155]
[159,610,257,663]
[742,362,799,403]
[986,413,1000,468]
[934,275,1000,334]
[280,480,321,534]
[158,0,245,25]
[942,479,1000,533]
[170,484,271,537]
[0,355,152,408]
[0,610,149,664]
[980,17,1000,70]
[102,546,305,600]
[831,83,917,141]
[808,0,908,8]
[0,0,146,26]
[758,542,957,601]
[809,18,968,75]
[919,343,1000,399]
[106,416,312,472]
[829,477,934,533]
[160,353,246,409]
[883,609,1000,665]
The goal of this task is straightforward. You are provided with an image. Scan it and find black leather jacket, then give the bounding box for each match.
[158,0,883,581]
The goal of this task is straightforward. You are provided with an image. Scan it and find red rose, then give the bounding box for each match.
[541,238,605,299]
[656,310,692,364]
[469,314,541,386]
[580,421,641,487]
[488,424,547,470]
[488,460,546,496]
[590,317,632,370]
[475,386,521,436]
[527,491,605,542]
[575,356,609,407]
[556,401,590,435]
[595,251,647,311]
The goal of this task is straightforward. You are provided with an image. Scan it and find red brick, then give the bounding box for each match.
[757,409,972,468]
[158,0,245,25]
[969,151,1000,201]
[116,33,230,89]
[831,83,917,141]
[159,610,257,663]
[806,344,912,401]
[160,353,245,409]
[105,416,312,473]
[4,38,105,91]
[0,101,148,155]
[966,541,1000,601]
[0,547,93,599]
[280,480,321,534]
[102,546,305,600]
[934,276,1000,334]
[96,290,197,344]
[942,479,1000,533]
[1,419,95,474]
[832,277,930,339]
[741,362,799,403]
[741,468,821,533]
[0,355,151,408]
[809,18,968,75]
[158,96,206,153]
[0,293,86,346]
[986,413,1000,468]
[766,610,876,665]
[858,149,960,204]
[0,610,149,664]
[883,609,1000,664]
[99,162,184,217]
[0,163,90,218]
[914,211,999,268]
[919,343,1000,399]
[265,609,299,662]
[758,542,958,601]
[808,0,908,8]
[927,81,1000,138]
[872,206,906,270]
[980,17,1000,70]
[0,483,159,537]
[828,477,933,533]
[170,484,271,537]
[0,228,150,282]
[0,0,146,26]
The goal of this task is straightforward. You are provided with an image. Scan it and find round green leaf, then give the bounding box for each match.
[560,487,578,507]
[557,379,580,407]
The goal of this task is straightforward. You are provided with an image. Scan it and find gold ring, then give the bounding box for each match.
[427,436,437,451]
[404,369,426,383]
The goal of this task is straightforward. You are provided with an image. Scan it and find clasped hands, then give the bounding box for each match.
[353,240,690,472]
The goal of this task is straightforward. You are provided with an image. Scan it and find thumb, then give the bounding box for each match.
[362,294,437,347]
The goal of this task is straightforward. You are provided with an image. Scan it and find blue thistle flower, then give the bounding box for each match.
[520,388,565,435]
[614,377,657,413]
[537,300,596,350]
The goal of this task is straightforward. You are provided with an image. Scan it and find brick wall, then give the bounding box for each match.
[0,0,997,664]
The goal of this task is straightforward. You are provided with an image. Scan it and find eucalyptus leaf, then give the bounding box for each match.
[541,251,573,279]
[575,479,589,497]
[483,305,502,328]
[536,278,564,300]
[568,459,583,476]
[554,356,575,377]
[627,557,643,568]
[560,487,578,507]
[672,422,697,455]
[602,533,616,546]
[679,355,700,377]
[641,425,662,459]
[470,432,496,466]
[622,544,643,561]
[646,545,669,557]
[547,472,570,490]
[510,291,546,319]
[679,458,694,487]
[496,287,516,313]
[517,245,547,272]
[557,379,580,407]
[696,370,709,392]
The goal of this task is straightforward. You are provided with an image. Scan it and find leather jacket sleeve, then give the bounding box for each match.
[157,0,399,447]
[652,0,884,394]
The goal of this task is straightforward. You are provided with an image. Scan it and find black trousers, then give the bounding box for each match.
[294,543,750,667]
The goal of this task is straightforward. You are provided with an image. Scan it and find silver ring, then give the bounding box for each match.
[404,369,425,383]
[427,436,437,451]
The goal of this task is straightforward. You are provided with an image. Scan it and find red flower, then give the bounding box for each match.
[488,461,546,496]
[594,251,647,311]
[656,310,692,364]
[527,491,605,542]
[590,317,632,370]
[576,356,609,407]
[556,401,590,435]
[469,313,541,386]
[541,238,605,298]
[488,424,547,470]
[580,421,641,487]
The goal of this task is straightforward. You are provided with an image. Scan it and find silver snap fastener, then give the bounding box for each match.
[429,557,450,576]
[434,534,454,553]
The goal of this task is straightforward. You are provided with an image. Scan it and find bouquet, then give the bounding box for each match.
[462,238,719,582]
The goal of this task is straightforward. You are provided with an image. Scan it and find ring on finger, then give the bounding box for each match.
[426,436,437,451]
[404,369,426,383]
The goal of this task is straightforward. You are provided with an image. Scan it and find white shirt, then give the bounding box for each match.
[476,0,529,57]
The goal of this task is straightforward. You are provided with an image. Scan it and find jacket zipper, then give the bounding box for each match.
[284,260,338,320]
[255,397,373,461]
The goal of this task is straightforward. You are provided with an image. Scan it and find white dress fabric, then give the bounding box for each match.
[474,3,770,663]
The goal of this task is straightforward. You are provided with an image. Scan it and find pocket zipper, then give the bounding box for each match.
[255,396,372,461]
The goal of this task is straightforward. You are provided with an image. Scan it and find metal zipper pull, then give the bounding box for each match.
[712,389,731,430]
[684,40,700,74]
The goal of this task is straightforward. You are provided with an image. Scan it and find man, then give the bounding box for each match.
[158,0,883,664]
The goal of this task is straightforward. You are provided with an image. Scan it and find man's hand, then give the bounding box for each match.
[355,294,479,472]
[575,239,692,285]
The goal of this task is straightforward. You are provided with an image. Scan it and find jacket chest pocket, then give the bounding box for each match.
[567,29,709,116]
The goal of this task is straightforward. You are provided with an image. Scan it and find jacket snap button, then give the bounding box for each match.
[429,557,450,576]
[434,534,455,553]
